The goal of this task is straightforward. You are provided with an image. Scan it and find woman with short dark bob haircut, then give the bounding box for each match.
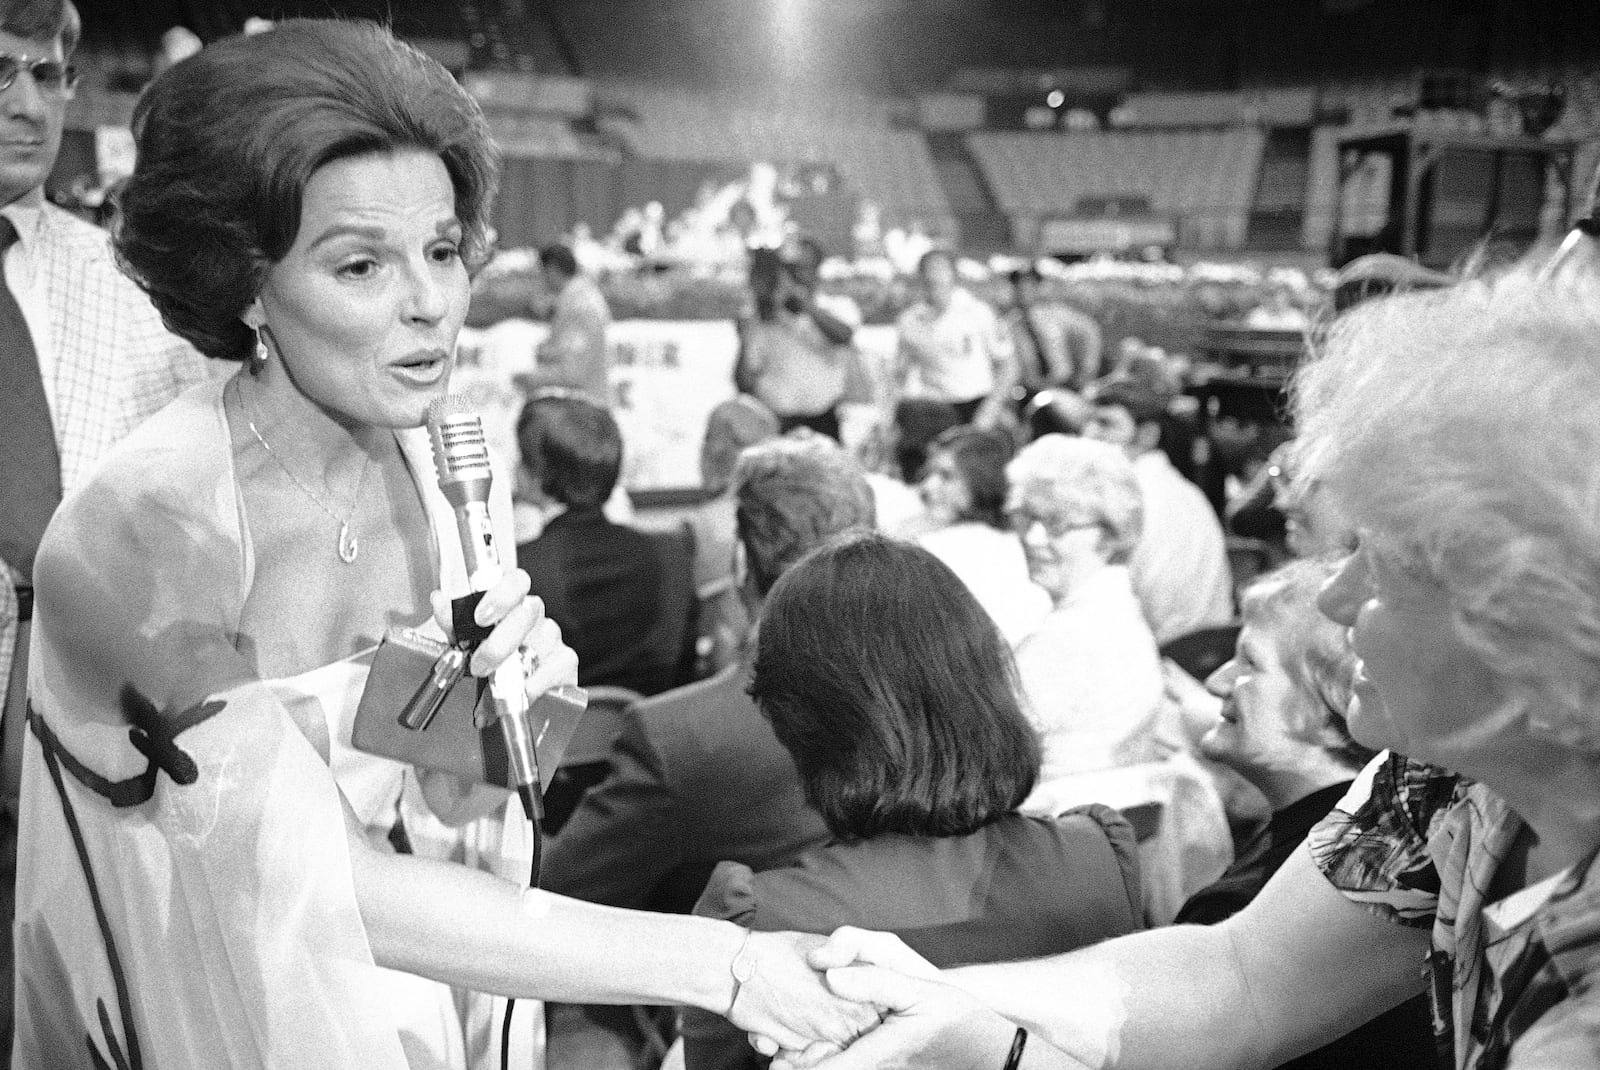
[757,530,1036,835]
[16,19,864,1070]
[682,532,1142,1070]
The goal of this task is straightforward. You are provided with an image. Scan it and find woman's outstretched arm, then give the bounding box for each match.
[798,848,1429,1070]
[948,849,1430,1069]
[349,811,870,1052]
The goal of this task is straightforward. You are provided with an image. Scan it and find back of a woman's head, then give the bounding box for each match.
[1293,252,1600,748]
[117,19,498,363]
[931,426,1014,529]
[750,532,1040,839]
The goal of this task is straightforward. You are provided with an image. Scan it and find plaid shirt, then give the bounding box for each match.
[1310,752,1600,1069]
[0,200,212,700]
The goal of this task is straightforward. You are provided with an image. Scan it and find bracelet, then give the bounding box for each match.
[726,929,757,1016]
[1002,1026,1028,1070]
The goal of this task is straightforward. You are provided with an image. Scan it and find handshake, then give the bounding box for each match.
[720,927,1046,1070]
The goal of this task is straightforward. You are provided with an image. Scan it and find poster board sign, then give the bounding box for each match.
[456,318,739,492]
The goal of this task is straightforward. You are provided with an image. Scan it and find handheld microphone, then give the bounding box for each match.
[425,394,543,821]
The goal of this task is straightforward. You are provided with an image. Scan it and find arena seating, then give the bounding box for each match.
[967,128,1267,250]
[599,82,953,232]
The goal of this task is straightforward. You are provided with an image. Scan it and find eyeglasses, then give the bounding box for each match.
[1008,509,1098,540]
[0,53,77,96]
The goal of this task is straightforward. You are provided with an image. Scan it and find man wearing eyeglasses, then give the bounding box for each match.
[0,2,210,1062]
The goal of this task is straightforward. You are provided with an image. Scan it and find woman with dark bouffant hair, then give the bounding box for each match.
[14,19,864,1070]
[913,425,1049,647]
[682,532,1142,1070]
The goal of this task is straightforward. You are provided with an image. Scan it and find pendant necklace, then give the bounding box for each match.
[240,383,373,564]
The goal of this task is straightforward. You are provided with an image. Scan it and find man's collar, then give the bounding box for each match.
[1,191,46,254]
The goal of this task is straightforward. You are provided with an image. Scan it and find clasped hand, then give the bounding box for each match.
[721,932,883,1056]
[756,928,1036,1070]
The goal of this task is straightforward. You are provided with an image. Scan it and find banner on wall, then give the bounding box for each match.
[456,318,739,493]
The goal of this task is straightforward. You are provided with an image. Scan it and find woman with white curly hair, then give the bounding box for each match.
[779,239,1600,1070]
[1005,435,1164,791]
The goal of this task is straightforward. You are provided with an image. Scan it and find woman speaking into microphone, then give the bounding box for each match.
[13,18,869,1070]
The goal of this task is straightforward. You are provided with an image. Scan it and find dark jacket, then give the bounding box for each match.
[540,663,831,914]
[516,507,693,696]
[683,806,1144,1070]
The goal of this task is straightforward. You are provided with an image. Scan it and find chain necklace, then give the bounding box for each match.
[240,384,373,564]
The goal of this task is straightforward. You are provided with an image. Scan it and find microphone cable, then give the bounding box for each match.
[501,798,542,1070]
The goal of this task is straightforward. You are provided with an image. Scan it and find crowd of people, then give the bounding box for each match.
[3,5,1599,1070]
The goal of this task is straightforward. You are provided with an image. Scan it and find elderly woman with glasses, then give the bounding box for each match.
[1005,435,1165,795]
[780,241,1600,1070]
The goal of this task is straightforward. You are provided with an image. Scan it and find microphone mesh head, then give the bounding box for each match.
[426,394,491,484]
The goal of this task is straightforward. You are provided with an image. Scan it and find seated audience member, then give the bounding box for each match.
[891,397,961,484]
[876,398,961,536]
[687,395,781,670]
[1006,264,1103,400]
[1226,440,1357,566]
[1223,438,1294,559]
[791,247,1600,1070]
[914,427,1049,647]
[847,415,924,538]
[543,434,875,913]
[1083,376,1233,645]
[541,434,874,1067]
[1021,388,1091,442]
[690,396,781,599]
[1176,559,1433,1068]
[684,533,1143,1070]
[515,392,692,696]
[1006,435,1165,788]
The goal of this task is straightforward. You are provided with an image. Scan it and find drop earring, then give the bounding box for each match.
[249,324,270,375]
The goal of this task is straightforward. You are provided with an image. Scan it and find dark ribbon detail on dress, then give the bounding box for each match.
[121,683,216,790]
[31,686,219,807]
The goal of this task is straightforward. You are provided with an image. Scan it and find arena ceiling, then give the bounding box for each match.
[65,0,1600,91]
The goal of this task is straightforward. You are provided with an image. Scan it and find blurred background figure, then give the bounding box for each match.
[1005,263,1102,407]
[682,533,1143,1070]
[686,394,780,672]
[895,250,1016,429]
[733,238,861,440]
[524,242,613,403]
[516,392,697,697]
[1083,375,1234,645]
[873,397,962,534]
[155,25,202,73]
[912,427,1049,647]
[1224,439,1356,564]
